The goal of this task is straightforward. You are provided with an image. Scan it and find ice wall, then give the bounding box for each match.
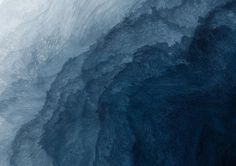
[10,0,236,166]
[0,0,143,165]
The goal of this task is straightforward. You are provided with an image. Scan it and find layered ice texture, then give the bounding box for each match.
[0,0,143,165]
[0,0,236,166]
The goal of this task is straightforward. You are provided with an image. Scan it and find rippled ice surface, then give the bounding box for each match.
[1,0,235,166]
[0,0,142,165]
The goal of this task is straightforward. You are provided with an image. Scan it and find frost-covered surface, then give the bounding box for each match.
[0,0,143,165]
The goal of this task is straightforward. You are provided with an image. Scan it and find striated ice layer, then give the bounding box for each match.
[0,0,143,165]
[10,0,236,166]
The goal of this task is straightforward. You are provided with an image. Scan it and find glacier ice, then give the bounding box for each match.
[0,0,143,165]
[9,0,236,166]
[0,0,235,166]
